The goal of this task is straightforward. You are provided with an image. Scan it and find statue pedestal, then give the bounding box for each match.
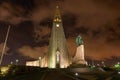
[73,45,87,65]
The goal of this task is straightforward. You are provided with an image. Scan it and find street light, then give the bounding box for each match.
[102,61,105,67]
[16,59,19,65]
[10,61,13,65]
[75,72,79,76]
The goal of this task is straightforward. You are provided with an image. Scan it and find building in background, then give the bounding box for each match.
[26,60,40,67]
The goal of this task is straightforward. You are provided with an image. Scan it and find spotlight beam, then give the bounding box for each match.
[0,25,11,66]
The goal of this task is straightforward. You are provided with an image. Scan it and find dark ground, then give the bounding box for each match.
[0,66,120,80]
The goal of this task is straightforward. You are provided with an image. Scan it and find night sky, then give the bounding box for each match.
[0,0,120,65]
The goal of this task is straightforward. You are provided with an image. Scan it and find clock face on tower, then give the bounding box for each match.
[56,24,59,27]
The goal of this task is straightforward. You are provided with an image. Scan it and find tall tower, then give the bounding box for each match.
[48,6,71,68]
[73,35,87,65]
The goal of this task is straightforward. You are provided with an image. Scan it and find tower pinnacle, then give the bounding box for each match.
[54,6,62,23]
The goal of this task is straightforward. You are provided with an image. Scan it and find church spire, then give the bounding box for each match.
[48,5,71,68]
[53,6,62,23]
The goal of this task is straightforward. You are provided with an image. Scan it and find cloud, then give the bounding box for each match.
[85,43,120,60]
[66,37,77,57]
[18,45,48,59]
[34,26,51,43]
[0,0,120,61]
[63,0,120,28]
[0,0,119,26]
[0,2,29,24]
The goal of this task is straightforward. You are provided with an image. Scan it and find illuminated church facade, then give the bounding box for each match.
[26,6,86,68]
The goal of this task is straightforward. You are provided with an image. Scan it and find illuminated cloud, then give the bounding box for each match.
[0,0,119,61]
[18,45,47,59]
[34,26,51,43]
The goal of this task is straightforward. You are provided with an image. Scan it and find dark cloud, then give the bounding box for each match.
[105,24,120,45]
[0,22,10,42]
[62,13,78,37]
[117,17,120,21]
[8,21,35,48]
[74,27,89,35]
[62,13,77,28]
[5,0,35,10]
[39,17,52,28]
[91,30,102,38]
[0,20,38,55]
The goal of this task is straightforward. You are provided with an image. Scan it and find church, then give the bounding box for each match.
[26,6,87,68]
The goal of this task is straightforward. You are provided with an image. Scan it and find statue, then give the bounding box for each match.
[76,35,83,46]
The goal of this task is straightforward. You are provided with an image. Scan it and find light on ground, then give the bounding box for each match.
[118,71,120,74]
[75,72,79,76]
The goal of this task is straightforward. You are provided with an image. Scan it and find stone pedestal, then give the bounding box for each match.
[73,45,87,65]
